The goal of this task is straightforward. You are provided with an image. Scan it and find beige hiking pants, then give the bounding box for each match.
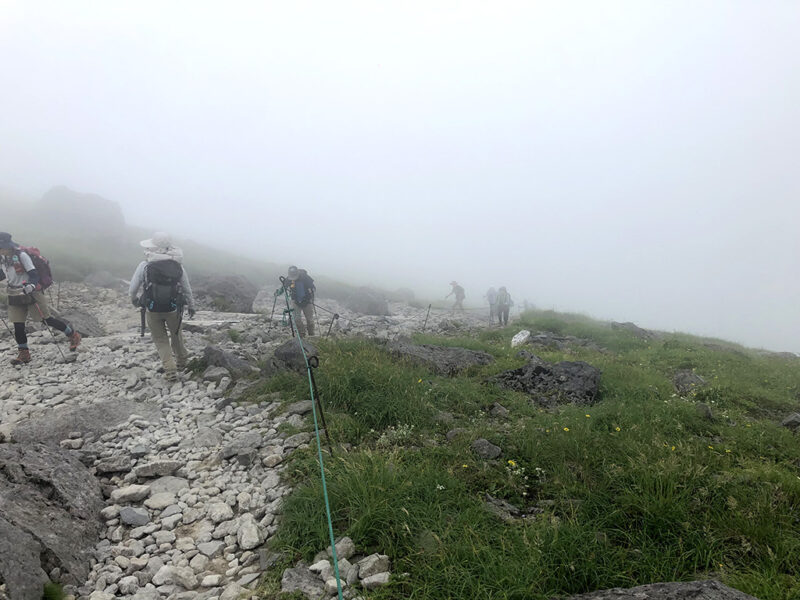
[147,310,188,373]
[292,302,315,336]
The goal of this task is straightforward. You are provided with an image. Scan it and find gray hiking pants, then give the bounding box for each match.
[292,301,315,337]
[147,310,188,373]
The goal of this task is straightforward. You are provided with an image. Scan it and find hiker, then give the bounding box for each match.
[129,232,195,381]
[0,232,80,364]
[282,266,316,336]
[496,286,513,326]
[446,281,465,313]
[486,287,498,322]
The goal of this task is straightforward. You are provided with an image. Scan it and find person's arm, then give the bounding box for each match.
[129,262,145,303]
[19,252,39,292]
[445,290,453,298]
[180,268,195,311]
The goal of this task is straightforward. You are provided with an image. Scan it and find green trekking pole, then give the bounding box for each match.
[266,292,279,334]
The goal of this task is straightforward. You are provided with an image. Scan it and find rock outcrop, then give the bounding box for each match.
[385,339,494,376]
[0,443,104,599]
[192,275,258,313]
[491,354,601,406]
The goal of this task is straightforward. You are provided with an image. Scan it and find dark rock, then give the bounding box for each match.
[483,493,540,524]
[0,443,103,598]
[203,346,258,379]
[471,438,502,460]
[385,339,494,376]
[10,399,160,446]
[273,338,318,372]
[192,275,258,313]
[781,413,800,431]
[345,287,390,316]
[491,354,601,407]
[203,366,230,382]
[285,401,313,416]
[563,579,758,600]
[674,370,708,396]
[610,321,657,340]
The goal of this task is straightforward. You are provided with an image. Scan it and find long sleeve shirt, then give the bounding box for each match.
[129,261,195,310]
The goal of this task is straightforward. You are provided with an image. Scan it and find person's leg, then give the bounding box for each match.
[34,291,81,349]
[147,311,177,375]
[165,311,189,368]
[292,301,307,336]
[302,303,315,336]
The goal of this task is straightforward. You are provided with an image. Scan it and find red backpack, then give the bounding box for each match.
[17,246,54,290]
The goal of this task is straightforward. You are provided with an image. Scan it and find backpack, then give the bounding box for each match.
[292,271,315,306]
[17,247,53,290]
[143,260,184,312]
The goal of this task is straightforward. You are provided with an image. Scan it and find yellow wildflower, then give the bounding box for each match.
[671,446,676,451]
[462,464,468,468]
[615,426,621,432]
[563,427,570,432]
[585,414,590,418]
[507,459,517,467]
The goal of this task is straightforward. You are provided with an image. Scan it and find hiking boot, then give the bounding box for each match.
[165,370,178,382]
[68,330,82,351]
[11,349,31,365]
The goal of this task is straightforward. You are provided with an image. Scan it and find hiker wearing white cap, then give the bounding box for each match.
[129,232,195,381]
[282,265,316,336]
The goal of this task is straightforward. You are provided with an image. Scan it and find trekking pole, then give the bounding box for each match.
[56,281,61,311]
[140,307,146,337]
[0,316,13,339]
[421,304,431,333]
[325,313,339,339]
[308,356,334,455]
[32,302,67,361]
[266,294,278,333]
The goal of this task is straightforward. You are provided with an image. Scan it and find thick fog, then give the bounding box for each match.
[1,2,799,351]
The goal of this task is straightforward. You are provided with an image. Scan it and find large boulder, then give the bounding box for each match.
[10,399,160,446]
[386,339,493,376]
[50,307,107,338]
[252,286,277,313]
[565,580,757,600]
[273,338,318,372]
[345,287,390,316]
[0,443,104,599]
[192,275,258,313]
[491,354,600,406]
[203,345,259,378]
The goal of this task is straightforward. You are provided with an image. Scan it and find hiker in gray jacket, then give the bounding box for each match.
[129,232,196,381]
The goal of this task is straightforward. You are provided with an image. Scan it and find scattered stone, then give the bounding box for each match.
[511,330,531,347]
[564,579,757,599]
[119,507,150,527]
[357,554,390,579]
[674,370,708,396]
[361,571,390,589]
[471,438,502,460]
[111,484,151,504]
[134,460,182,479]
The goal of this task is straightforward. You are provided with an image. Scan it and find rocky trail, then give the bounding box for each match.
[0,283,496,600]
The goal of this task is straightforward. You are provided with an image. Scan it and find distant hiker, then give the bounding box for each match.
[485,286,498,322]
[129,232,195,381]
[496,286,513,326]
[283,266,316,336]
[0,232,80,364]
[446,281,465,313]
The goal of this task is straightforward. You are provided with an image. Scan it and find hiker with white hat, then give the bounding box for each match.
[129,232,195,381]
[282,265,316,336]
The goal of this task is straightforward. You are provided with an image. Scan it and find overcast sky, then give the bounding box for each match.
[1,1,799,351]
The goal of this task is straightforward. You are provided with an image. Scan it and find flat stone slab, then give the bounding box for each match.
[385,339,494,376]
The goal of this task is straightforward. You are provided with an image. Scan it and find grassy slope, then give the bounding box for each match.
[253,310,800,600]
